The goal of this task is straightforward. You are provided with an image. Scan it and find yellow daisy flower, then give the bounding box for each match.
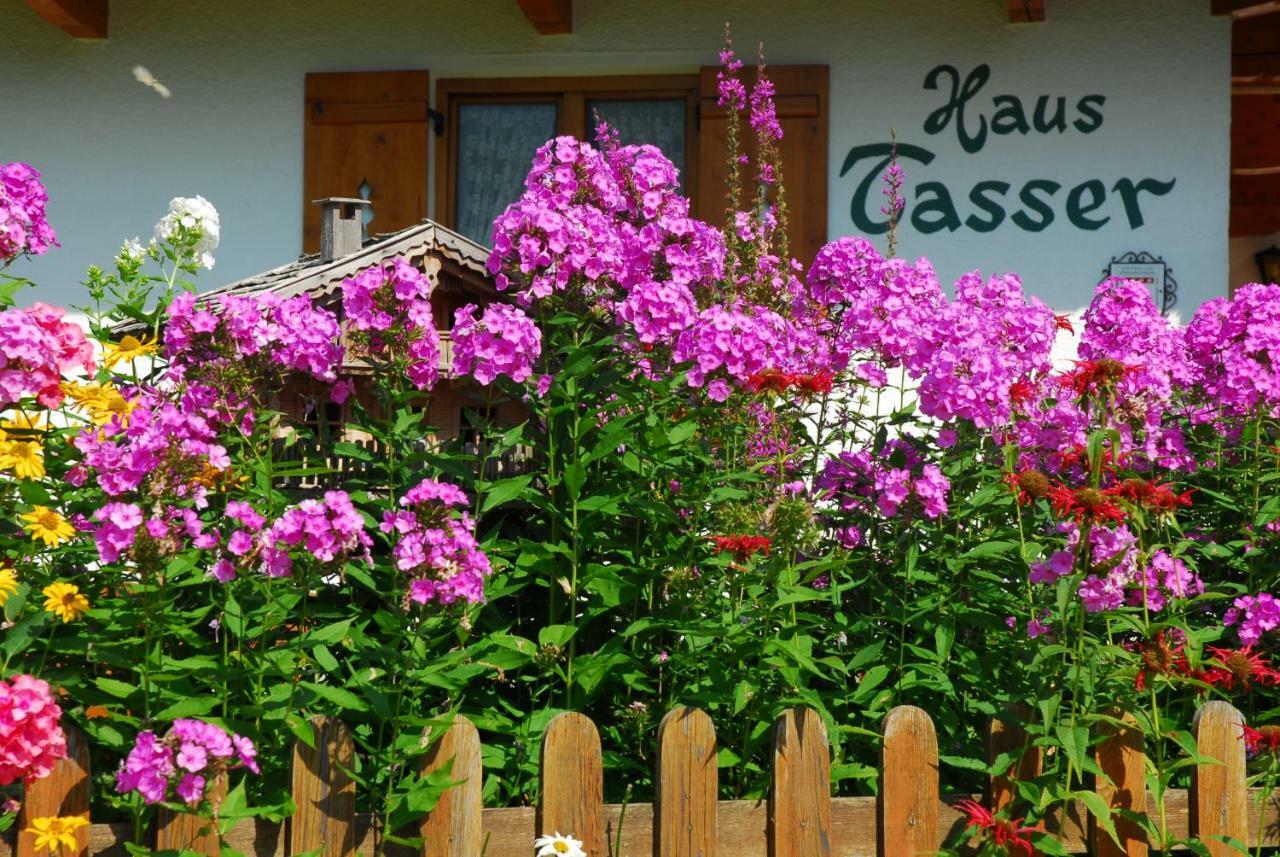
[1,411,47,435]
[21,507,75,548]
[0,567,18,608]
[64,382,135,427]
[42,583,89,624]
[103,334,157,369]
[0,440,45,480]
[26,816,89,855]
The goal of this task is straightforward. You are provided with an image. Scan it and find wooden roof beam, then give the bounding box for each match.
[516,0,572,34]
[1213,1,1280,17]
[1008,0,1046,23]
[23,0,108,39]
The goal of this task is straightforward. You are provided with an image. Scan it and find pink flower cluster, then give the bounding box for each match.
[381,478,492,605]
[0,675,66,786]
[75,389,228,499]
[672,305,788,401]
[1187,283,1280,419]
[451,303,542,386]
[817,439,951,524]
[89,500,217,565]
[1224,592,1280,645]
[341,259,441,390]
[166,290,344,388]
[0,303,94,407]
[0,163,57,262]
[259,490,371,577]
[116,719,257,805]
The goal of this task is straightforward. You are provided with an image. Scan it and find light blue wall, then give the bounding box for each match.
[2,0,1229,314]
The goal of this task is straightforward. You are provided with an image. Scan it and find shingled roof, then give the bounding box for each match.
[199,217,498,305]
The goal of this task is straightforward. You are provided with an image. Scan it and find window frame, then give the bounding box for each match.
[434,74,700,237]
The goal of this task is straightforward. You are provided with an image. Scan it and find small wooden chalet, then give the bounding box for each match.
[202,198,532,484]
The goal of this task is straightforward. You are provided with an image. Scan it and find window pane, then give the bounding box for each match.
[588,98,686,182]
[456,102,557,244]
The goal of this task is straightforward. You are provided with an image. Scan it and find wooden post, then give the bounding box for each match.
[1191,701,1248,857]
[539,712,605,856]
[770,707,831,857]
[880,706,938,857]
[655,707,717,857]
[421,716,483,857]
[18,725,90,857]
[986,706,1041,815]
[156,774,225,856]
[1093,711,1147,857]
[289,717,355,857]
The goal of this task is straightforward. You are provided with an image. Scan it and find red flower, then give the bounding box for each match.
[745,369,832,397]
[1243,724,1280,755]
[1009,379,1036,410]
[1135,630,1200,691]
[1004,469,1051,505]
[1104,478,1193,514]
[1054,313,1075,334]
[1047,483,1127,524]
[1058,359,1139,398]
[710,535,771,562]
[955,799,1035,857]
[1204,647,1280,691]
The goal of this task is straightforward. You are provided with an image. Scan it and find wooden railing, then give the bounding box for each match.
[12,702,1277,857]
[271,438,537,491]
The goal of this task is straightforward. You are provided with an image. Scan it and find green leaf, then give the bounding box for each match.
[480,475,533,513]
[95,677,137,699]
[563,461,586,501]
[303,681,370,712]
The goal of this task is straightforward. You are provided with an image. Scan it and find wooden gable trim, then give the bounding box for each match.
[1213,0,1280,17]
[516,0,573,34]
[23,0,107,39]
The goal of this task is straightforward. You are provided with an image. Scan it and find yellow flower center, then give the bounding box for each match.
[554,844,569,854]
[37,510,61,530]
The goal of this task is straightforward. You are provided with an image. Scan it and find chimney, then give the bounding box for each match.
[313,197,372,262]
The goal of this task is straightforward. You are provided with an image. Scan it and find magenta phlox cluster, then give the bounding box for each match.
[805,237,944,376]
[0,303,94,408]
[381,478,492,606]
[75,388,227,500]
[817,439,950,522]
[451,303,542,385]
[259,490,371,577]
[917,272,1058,430]
[341,259,440,390]
[0,675,66,786]
[1186,283,1280,419]
[1224,592,1280,645]
[672,303,789,401]
[116,719,257,805]
[0,162,57,262]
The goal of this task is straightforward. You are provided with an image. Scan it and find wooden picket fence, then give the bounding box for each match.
[7,701,1279,857]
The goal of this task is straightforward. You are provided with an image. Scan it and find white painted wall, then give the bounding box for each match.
[3,0,1229,314]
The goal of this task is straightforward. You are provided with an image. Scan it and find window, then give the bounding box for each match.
[435,75,700,244]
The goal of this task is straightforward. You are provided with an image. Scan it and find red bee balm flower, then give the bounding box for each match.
[710,535,771,562]
[1047,483,1127,524]
[954,799,1035,857]
[1204,647,1280,691]
[745,369,833,396]
[1058,358,1139,397]
[1104,478,1193,513]
[1243,724,1280,755]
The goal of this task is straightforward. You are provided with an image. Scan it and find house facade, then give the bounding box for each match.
[7,0,1276,316]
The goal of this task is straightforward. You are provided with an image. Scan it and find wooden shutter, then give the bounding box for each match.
[303,71,430,253]
[696,65,829,264]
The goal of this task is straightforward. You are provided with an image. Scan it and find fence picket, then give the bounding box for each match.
[155,773,225,856]
[656,707,717,857]
[539,712,605,856]
[289,716,355,857]
[986,706,1041,815]
[1191,701,1248,857]
[420,716,483,857]
[1093,712,1147,857]
[880,705,937,857]
[770,707,831,857]
[18,724,90,857]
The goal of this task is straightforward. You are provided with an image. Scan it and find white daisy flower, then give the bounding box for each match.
[534,832,586,857]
